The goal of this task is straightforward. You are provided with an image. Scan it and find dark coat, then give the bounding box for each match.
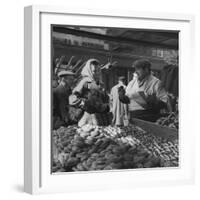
[160,65,178,97]
[53,83,72,126]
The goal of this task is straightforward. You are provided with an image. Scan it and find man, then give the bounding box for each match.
[110,76,128,126]
[118,59,172,122]
[53,70,75,129]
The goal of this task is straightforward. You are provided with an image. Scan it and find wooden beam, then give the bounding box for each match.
[119,30,178,40]
[53,26,178,50]
[53,43,165,61]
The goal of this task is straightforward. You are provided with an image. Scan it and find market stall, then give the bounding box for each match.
[51,26,179,173]
[52,122,178,172]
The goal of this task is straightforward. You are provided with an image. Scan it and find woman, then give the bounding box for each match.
[69,58,110,127]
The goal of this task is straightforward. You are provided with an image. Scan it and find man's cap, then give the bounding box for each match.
[132,59,151,70]
[118,76,126,81]
[57,70,75,77]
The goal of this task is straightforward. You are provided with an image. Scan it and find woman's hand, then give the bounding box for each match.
[118,86,126,95]
[118,86,130,104]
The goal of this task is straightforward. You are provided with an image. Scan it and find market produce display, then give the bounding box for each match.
[156,112,178,129]
[52,124,178,173]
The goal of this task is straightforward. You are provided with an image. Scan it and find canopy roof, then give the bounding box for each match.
[53,25,178,50]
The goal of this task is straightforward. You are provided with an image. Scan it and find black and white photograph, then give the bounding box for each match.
[51,25,179,173]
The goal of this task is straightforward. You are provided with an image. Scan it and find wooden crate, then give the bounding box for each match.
[131,118,178,142]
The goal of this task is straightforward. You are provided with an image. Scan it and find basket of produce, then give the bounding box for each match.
[156,112,178,130]
[52,123,179,173]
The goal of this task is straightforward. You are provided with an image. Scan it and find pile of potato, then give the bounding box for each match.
[156,112,178,129]
[52,124,178,173]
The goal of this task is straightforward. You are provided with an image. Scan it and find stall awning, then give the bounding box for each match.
[53,26,178,50]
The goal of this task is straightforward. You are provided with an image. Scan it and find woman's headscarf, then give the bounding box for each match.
[81,59,100,81]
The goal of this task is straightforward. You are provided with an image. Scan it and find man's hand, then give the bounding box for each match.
[145,93,157,105]
[145,94,168,112]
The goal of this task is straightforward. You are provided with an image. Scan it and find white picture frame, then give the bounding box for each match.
[24,5,195,194]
